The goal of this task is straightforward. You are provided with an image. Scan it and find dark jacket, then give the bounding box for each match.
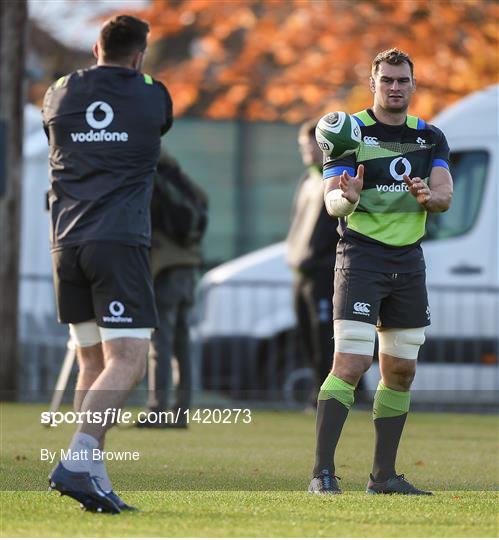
[286,166,340,273]
[150,154,208,279]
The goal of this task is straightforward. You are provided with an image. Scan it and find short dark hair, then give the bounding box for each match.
[99,15,149,63]
[372,48,414,79]
[298,118,319,140]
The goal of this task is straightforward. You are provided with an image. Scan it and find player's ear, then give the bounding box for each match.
[92,42,99,60]
[412,77,417,91]
[369,76,375,93]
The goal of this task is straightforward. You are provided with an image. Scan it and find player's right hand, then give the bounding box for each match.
[339,164,364,204]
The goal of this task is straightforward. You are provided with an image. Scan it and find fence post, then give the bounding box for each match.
[233,119,252,256]
[0,0,28,399]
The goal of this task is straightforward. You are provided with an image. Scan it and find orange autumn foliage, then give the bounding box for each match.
[134,0,498,121]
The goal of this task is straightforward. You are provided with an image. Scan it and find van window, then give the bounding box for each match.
[425,150,489,240]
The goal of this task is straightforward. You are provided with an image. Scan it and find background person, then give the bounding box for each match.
[309,48,453,495]
[42,15,173,513]
[140,150,208,428]
[286,119,340,400]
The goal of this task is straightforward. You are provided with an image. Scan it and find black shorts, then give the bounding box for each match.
[333,269,430,328]
[51,243,158,328]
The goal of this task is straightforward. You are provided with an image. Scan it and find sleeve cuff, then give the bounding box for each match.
[432,159,449,169]
[323,166,355,180]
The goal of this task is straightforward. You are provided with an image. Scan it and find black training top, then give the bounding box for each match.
[323,108,450,273]
[42,65,173,250]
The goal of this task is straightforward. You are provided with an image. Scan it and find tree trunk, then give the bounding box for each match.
[0,0,28,400]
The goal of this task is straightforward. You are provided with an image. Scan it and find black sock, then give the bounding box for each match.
[372,413,408,482]
[312,398,349,477]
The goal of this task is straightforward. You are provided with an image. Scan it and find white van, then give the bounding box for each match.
[196,84,499,402]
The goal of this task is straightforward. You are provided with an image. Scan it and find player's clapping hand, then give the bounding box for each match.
[403,174,431,206]
[339,164,364,204]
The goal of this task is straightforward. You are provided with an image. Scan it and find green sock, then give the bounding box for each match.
[313,374,355,476]
[373,381,410,419]
[372,381,411,481]
[318,373,355,408]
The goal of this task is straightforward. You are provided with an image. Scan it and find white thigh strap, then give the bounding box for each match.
[377,327,426,360]
[334,319,376,356]
[99,327,152,342]
[69,321,101,347]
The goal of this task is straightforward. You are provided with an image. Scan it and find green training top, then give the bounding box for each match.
[323,108,450,272]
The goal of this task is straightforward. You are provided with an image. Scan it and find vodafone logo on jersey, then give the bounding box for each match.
[376,157,412,193]
[70,101,129,143]
[389,157,412,181]
[86,101,114,129]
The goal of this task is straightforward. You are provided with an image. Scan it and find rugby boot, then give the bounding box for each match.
[48,462,120,513]
[80,491,137,512]
[366,473,433,495]
[106,490,138,511]
[308,469,342,495]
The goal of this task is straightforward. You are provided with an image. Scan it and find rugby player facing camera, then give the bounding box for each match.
[309,48,453,496]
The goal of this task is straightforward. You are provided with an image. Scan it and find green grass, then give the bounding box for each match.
[1,403,498,537]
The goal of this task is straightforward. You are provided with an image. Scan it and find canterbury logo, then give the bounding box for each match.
[363,136,379,146]
[353,302,371,315]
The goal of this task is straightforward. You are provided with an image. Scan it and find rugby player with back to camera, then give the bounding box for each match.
[42,15,172,513]
[309,48,453,495]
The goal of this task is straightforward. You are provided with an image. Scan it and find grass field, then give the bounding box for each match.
[0,403,497,537]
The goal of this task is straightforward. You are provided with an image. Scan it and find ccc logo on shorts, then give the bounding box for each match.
[109,301,125,317]
[353,302,371,316]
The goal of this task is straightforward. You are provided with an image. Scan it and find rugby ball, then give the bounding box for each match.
[315,112,361,158]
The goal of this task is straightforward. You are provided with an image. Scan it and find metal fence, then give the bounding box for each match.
[17,274,499,410]
[193,280,499,408]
